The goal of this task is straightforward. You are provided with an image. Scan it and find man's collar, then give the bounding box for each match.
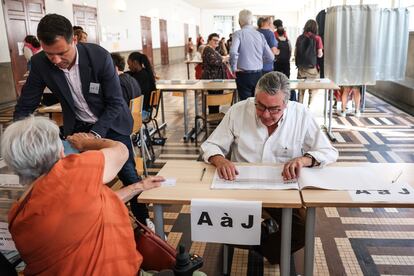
[242,24,254,30]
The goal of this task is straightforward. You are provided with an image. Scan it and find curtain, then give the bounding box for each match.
[324,5,409,86]
[376,8,409,80]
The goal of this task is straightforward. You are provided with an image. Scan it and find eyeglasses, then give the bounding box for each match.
[255,102,285,114]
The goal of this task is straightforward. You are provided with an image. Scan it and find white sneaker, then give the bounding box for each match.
[355,110,361,117]
[339,111,347,117]
[145,218,156,232]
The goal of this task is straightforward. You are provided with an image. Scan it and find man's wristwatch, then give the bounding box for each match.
[303,153,317,168]
[89,130,102,139]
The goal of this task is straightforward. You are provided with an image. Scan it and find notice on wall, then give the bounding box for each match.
[349,182,414,202]
[191,199,262,245]
[0,222,16,251]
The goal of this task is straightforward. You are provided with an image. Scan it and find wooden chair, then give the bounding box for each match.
[194,90,234,146]
[129,95,148,176]
[143,90,164,140]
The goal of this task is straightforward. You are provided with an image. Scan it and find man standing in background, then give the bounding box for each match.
[257,17,279,74]
[230,9,274,100]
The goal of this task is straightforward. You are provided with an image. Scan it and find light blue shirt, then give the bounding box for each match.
[229,25,274,72]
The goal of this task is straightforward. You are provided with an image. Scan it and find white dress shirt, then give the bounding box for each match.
[201,98,338,166]
[59,48,98,123]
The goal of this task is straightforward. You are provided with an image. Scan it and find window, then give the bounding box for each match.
[213,16,234,38]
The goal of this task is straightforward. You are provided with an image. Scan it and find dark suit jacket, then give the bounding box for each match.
[14,43,133,137]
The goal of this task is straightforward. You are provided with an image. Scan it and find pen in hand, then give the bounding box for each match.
[200,168,206,181]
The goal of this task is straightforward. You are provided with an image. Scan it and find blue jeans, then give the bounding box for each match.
[235,71,263,100]
[104,130,149,224]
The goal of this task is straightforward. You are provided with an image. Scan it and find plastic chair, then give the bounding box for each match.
[194,91,234,146]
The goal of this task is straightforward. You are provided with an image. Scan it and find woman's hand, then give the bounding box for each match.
[140,176,165,191]
[67,132,95,151]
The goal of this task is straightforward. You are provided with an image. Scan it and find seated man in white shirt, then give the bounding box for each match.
[201,71,338,263]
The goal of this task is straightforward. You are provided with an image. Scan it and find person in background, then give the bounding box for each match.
[126,52,157,117]
[226,33,232,52]
[273,19,288,39]
[339,86,362,117]
[23,35,41,71]
[201,72,338,264]
[111,53,141,105]
[201,33,228,113]
[230,9,274,100]
[196,35,205,50]
[73,25,83,32]
[74,29,88,43]
[217,37,228,56]
[257,17,279,74]
[2,116,165,275]
[295,19,323,107]
[274,27,292,78]
[187,37,195,60]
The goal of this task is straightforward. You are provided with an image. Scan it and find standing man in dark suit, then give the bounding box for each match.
[13,14,152,228]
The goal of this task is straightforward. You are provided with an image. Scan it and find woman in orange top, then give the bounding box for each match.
[2,116,164,275]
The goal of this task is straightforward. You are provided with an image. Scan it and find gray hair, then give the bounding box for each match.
[239,9,253,27]
[255,72,290,103]
[1,116,63,184]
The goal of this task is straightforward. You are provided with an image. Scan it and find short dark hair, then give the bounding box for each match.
[277,27,285,37]
[273,19,283,28]
[37,14,73,45]
[207,33,219,42]
[73,25,83,31]
[257,17,265,28]
[111,53,125,71]
[24,35,40,48]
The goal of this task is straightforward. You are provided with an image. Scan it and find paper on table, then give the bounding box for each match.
[0,174,21,188]
[211,166,298,190]
[349,182,414,202]
[161,178,176,187]
[299,166,399,190]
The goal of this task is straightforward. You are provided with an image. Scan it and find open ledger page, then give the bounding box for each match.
[211,165,298,190]
[299,166,400,190]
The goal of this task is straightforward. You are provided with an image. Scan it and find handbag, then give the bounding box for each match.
[225,64,235,79]
[132,214,177,271]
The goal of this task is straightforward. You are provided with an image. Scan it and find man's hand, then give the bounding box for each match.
[282,156,312,181]
[67,132,95,151]
[209,155,239,180]
[140,176,165,191]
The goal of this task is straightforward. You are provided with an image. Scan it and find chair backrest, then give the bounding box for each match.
[145,90,162,121]
[206,91,234,107]
[129,95,144,133]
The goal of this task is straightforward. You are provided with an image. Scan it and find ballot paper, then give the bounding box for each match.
[211,165,402,191]
[161,178,176,187]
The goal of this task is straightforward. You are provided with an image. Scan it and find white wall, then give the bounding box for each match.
[200,8,299,40]
[45,0,97,24]
[0,3,10,63]
[97,0,200,52]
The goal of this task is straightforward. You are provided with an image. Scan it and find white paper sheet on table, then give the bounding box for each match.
[349,182,414,202]
[161,178,176,187]
[211,166,298,190]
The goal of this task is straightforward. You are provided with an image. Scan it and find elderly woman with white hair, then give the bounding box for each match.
[1,116,165,275]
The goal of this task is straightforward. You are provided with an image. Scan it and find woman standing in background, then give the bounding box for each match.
[23,35,41,71]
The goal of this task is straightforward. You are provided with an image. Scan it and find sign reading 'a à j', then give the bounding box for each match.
[190,199,262,245]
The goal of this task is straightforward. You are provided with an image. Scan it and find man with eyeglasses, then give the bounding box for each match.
[200,71,338,264]
[13,14,152,229]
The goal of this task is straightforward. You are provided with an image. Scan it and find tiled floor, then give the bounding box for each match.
[1,62,414,275]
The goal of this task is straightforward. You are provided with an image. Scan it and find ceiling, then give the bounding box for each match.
[182,0,306,11]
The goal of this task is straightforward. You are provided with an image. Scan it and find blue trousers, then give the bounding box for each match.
[235,71,263,101]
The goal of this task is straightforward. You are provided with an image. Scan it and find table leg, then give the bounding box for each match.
[304,207,316,276]
[160,90,165,124]
[361,85,366,112]
[187,63,190,80]
[324,89,337,142]
[183,91,189,141]
[280,208,292,276]
[324,88,328,126]
[153,204,165,240]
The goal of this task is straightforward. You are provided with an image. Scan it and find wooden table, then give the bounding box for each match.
[301,163,414,276]
[37,103,63,125]
[289,79,340,141]
[156,80,237,141]
[139,160,302,276]
[184,60,202,79]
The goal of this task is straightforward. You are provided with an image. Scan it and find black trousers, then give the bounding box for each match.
[259,208,305,264]
[274,61,291,78]
[235,71,262,100]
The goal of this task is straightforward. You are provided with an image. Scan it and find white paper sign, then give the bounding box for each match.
[191,199,262,245]
[0,222,16,251]
[161,178,176,187]
[349,183,414,202]
[0,174,21,187]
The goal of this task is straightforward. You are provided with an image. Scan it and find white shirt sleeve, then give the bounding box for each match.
[200,108,235,163]
[23,46,33,61]
[303,113,338,166]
